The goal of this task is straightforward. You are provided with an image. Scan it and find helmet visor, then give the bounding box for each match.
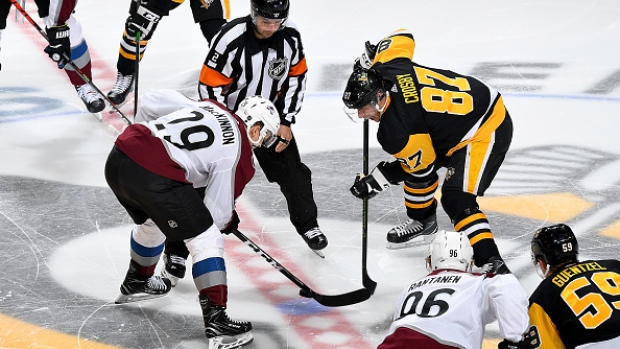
[342,91,383,122]
[254,15,285,27]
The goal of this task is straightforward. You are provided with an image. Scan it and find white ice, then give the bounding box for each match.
[2,0,620,348]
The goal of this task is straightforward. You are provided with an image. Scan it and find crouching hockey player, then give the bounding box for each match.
[105,89,282,348]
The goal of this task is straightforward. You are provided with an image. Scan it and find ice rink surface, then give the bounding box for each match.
[2,0,620,348]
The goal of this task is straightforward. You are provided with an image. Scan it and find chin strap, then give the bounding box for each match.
[374,91,390,115]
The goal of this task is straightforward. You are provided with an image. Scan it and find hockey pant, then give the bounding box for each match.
[105,146,229,306]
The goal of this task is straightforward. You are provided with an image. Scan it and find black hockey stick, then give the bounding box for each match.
[9,0,131,124]
[134,0,141,117]
[230,229,372,307]
[361,119,378,292]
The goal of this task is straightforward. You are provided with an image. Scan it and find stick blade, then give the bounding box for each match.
[362,275,378,294]
[310,287,374,307]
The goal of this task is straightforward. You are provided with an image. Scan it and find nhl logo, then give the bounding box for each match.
[168,220,178,228]
[268,57,288,80]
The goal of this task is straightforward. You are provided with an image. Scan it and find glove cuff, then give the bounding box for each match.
[137,4,163,23]
[47,25,70,42]
[368,165,391,191]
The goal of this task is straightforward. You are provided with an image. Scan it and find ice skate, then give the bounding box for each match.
[161,253,186,287]
[107,72,134,108]
[115,263,172,304]
[301,227,328,258]
[75,83,105,117]
[386,215,438,250]
[200,295,253,349]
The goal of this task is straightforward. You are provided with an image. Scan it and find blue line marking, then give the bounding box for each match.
[276,298,329,315]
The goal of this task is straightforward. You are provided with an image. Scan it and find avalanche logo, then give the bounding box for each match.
[268,57,288,80]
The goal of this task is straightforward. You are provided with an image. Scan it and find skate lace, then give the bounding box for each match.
[111,73,133,94]
[77,84,101,103]
[304,228,322,239]
[147,277,168,292]
[394,219,423,237]
[168,255,186,267]
[222,312,248,326]
[203,305,249,330]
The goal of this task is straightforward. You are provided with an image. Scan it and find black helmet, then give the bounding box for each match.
[342,68,385,109]
[531,224,579,267]
[251,0,289,20]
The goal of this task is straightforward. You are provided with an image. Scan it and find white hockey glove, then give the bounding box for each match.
[353,41,377,70]
[350,162,392,199]
[125,3,163,41]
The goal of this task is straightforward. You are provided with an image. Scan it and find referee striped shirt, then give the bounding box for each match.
[198,16,308,126]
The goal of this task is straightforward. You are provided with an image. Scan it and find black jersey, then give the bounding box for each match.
[529,259,620,349]
[369,30,507,176]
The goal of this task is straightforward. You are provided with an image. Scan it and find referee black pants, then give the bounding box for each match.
[253,136,319,235]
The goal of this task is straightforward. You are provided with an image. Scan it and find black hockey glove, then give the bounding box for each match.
[125,3,163,41]
[350,162,392,199]
[498,326,541,349]
[44,24,70,69]
[221,211,240,235]
[498,340,532,349]
[353,41,377,70]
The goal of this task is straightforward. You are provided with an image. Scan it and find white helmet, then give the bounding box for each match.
[426,230,473,272]
[236,96,281,148]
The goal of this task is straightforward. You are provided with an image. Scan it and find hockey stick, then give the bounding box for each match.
[134,0,141,117]
[230,229,372,307]
[361,119,378,292]
[9,0,131,125]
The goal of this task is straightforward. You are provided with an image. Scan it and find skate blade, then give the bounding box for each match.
[92,112,103,121]
[208,332,253,349]
[386,233,436,250]
[114,292,168,304]
[108,99,128,114]
[311,249,325,259]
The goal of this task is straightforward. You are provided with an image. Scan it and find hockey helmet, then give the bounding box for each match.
[342,68,386,110]
[531,224,578,268]
[251,0,289,28]
[236,96,281,148]
[426,230,473,273]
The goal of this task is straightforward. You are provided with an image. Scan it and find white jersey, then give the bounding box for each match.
[385,270,529,349]
[123,89,255,230]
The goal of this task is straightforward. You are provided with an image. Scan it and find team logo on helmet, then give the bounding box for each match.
[268,57,288,80]
[200,0,215,9]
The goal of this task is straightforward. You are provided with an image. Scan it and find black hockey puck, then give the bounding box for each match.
[299,289,313,298]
